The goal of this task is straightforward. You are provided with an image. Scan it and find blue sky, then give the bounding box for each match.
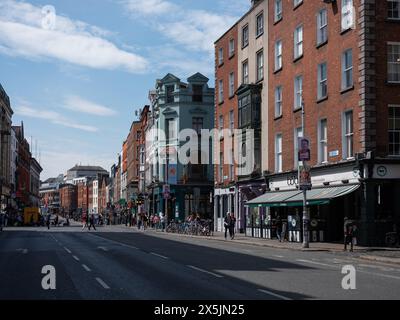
[0,0,249,180]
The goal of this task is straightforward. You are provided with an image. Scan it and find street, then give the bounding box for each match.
[0,226,399,300]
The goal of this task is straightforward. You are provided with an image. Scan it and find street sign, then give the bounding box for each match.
[299,164,312,191]
[298,137,311,162]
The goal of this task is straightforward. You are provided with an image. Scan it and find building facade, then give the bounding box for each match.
[29,157,42,207]
[126,121,141,205]
[59,183,77,214]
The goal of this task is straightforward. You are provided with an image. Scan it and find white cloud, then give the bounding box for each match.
[15,105,98,132]
[0,0,148,73]
[64,96,117,117]
[121,0,239,54]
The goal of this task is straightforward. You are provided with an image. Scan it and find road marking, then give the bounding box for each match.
[273,255,284,258]
[258,289,292,300]
[150,252,169,259]
[98,246,109,252]
[356,269,400,280]
[96,277,110,289]
[82,264,91,272]
[187,265,224,278]
[296,259,333,267]
[72,255,80,262]
[88,234,139,250]
[64,247,72,254]
[16,248,28,254]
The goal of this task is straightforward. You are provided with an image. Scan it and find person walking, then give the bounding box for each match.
[46,214,51,230]
[229,213,236,240]
[281,220,287,242]
[344,217,354,252]
[160,213,166,232]
[88,214,97,231]
[276,215,282,242]
[224,213,231,240]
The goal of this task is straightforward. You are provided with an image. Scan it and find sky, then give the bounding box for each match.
[0,0,250,180]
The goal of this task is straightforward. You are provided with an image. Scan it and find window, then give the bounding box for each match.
[256,12,264,37]
[294,0,303,7]
[219,152,224,183]
[341,0,354,31]
[388,0,400,19]
[166,85,174,103]
[242,61,249,84]
[218,47,224,66]
[319,119,328,163]
[192,117,203,135]
[238,94,251,128]
[318,62,328,99]
[229,110,235,130]
[219,115,224,130]
[256,50,264,81]
[388,43,400,83]
[342,49,353,89]
[275,86,282,117]
[275,40,283,71]
[317,9,328,45]
[229,39,235,57]
[229,149,234,181]
[389,105,400,156]
[242,25,249,48]
[166,118,177,142]
[275,134,283,173]
[294,75,303,109]
[294,25,303,59]
[343,111,354,159]
[275,0,282,22]
[218,79,224,103]
[294,127,303,168]
[136,131,141,140]
[229,72,235,97]
[192,84,203,102]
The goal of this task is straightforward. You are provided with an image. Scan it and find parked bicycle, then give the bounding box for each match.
[166,219,213,237]
[385,224,399,247]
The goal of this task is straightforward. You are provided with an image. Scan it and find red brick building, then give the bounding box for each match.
[126,121,141,204]
[59,184,77,214]
[77,181,89,215]
[216,0,400,246]
[214,23,239,232]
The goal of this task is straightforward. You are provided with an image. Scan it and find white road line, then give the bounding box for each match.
[88,234,139,250]
[96,277,110,289]
[356,269,400,280]
[64,247,72,254]
[258,289,292,300]
[187,265,224,278]
[273,255,284,258]
[150,252,169,259]
[82,264,91,272]
[72,255,80,262]
[98,246,109,252]
[296,259,333,267]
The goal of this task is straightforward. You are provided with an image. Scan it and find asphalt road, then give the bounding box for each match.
[0,226,399,300]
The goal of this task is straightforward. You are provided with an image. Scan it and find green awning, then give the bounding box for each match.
[246,184,360,208]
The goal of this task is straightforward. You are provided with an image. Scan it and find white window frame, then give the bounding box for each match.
[275,40,283,71]
[342,110,354,159]
[256,12,264,37]
[256,50,264,81]
[242,60,249,84]
[318,119,328,163]
[294,127,303,168]
[275,86,282,118]
[318,62,328,100]
[242,25,249,48]
[229,110,234,130]
[388,104,400,156]
[294,0,303,8]
[229,39,235,57]
[218,47,223,66]
[218,79,224,103]
[317,9,328,45]
[342,49,353,89]
[275,0,282,22]
[388,42,400,83]
[294,25,303,59]
[388,0,400,20]
[275,134,283,173]
[341,0,354,31]
[229,72,235,97]
[294,75,303,110]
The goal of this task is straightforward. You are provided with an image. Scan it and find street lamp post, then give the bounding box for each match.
[300,102,309,248]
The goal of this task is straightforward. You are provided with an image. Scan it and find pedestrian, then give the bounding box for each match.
[281,220,287,242]
[229,213,236,240]
[88,214,97,231]
[160,213,166,232]
[224,213,231,240]
[344,217,354,252]
[4,212,8,227]
[54,215,59,227]
[46,214,51,230]
[82,214,89,230]
[276,215,282,242]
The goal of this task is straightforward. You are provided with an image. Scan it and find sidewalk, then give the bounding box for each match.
[110,224,400,265]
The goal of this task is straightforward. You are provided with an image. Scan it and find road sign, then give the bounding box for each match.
[298,137,311,162]
[299,164,312,191]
